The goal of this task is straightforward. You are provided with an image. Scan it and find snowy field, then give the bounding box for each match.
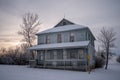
[0,56,120,80]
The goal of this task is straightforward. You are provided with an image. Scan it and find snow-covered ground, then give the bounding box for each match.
[0,56,120,80]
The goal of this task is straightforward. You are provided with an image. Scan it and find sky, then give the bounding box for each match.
[0,0,120,54]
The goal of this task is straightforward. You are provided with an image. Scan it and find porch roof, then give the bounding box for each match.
[29,41,89,50]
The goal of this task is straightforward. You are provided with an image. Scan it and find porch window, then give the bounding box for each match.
[46,51,50,60]
[70,32,74,42]
[37,51,44,61]
[57,33,62,43]
[40,52,43,60]
[46,50,54,60]
[67,49,77,59]
[70,52,76,59]
[57,50,63,59]
[70,51,78,59]
[78,50,84,59]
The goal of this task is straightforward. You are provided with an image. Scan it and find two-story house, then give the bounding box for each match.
[29,18,96,71]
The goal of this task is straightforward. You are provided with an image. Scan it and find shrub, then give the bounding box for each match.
[95,56,105,68]
[116,56,120,63]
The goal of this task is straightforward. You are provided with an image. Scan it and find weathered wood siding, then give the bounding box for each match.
[37,28,95,45]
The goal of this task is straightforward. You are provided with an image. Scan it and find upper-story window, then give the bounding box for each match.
[88,34,91,40]
[70,32,74,42]
[46,35,50,44]
[86,32,87,40]
[57,33,62,43]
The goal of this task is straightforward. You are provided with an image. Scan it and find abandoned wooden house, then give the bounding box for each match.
[29,18,96,71]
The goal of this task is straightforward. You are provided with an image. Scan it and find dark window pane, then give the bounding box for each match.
[70,32,74,42]
[57,33,62,43]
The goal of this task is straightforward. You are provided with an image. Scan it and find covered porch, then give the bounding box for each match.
[29,41,90,70]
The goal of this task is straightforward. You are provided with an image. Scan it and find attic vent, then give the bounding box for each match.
[63,22,66,25]
[54,18,75,27]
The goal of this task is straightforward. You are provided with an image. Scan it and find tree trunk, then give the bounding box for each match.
[105,43,109,69]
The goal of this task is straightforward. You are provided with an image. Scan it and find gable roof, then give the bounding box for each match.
[54,18,74,27]
[36,24,87,35]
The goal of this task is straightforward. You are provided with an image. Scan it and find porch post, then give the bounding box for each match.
[28,50,31,61]
[85,48,88,71]
[44,50,47,68]
[53,50,57,67]
[63,49,66,70]
[28,50,32,66]
[29,50,37,68]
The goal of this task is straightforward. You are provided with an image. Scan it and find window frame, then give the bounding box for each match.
[70,32,75,42]
[57,33,62,43]
[78,49,84,59]
[46,35,50,44]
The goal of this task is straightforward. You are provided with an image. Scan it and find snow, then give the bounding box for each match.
[0,56,120,80]
[29,41,89,50]
[37,24,87,34]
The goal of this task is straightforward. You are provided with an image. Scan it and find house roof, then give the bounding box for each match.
[36,24,87,35]
[29,41,89,50]
[36,18,96,40]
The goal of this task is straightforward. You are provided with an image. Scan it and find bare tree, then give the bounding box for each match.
[18,12,40,47]
[98,27,116,69]
[18,43,29,53]
[0,44,31,65]
[0,47,6,55]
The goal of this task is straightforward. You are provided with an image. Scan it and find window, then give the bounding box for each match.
[46,51,54,60]
[78,50,84,59]
[88,34,91,40]
[50,51,54,59]
[38,51,43,61]
[39,51,44,60]
[70,52,76,59]
[38,36,45,44]
[46,51,50,60]
[70,32,74,42]
[86,32,88,40]
[57,33,62,43]
[66,49,77,59]
[70,50,78,59]
[46,35,50,44]
[57,50,63,59]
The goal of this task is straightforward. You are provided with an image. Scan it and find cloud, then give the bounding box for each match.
[0,34,21,42]
[0,0,120,53]
[0,34,22,48]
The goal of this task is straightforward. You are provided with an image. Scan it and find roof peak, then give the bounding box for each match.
[54,18,75,27]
